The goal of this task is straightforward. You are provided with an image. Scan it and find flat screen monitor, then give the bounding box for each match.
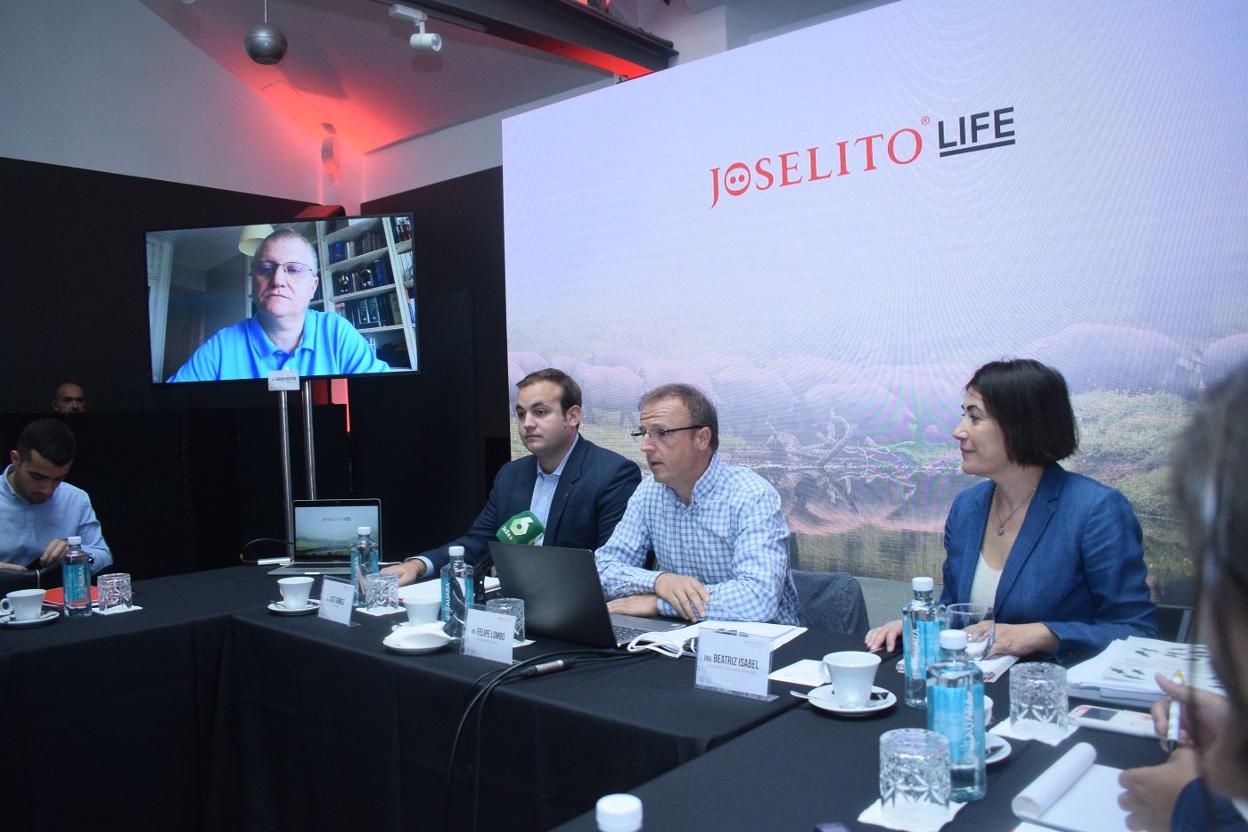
[145,214,418,383]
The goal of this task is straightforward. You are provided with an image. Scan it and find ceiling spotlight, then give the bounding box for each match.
[389,3,442,52]
[245,0,287,65]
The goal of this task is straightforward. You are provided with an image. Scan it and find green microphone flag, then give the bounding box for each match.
[496,511,545,544]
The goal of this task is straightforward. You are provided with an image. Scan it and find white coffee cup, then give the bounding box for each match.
[404,597,440,625]
[1,588,47,622]
[983,694,995,726]
[278,576,315,610]
[819,650,882,708]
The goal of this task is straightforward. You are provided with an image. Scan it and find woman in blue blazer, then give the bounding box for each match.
[867,359,1156,663]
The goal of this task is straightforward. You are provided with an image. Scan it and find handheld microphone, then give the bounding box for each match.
[496,511,544,545]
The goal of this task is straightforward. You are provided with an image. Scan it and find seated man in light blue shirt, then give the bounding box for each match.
[595,383,801,625]
[0,419,113,578]
[167,228,390,382]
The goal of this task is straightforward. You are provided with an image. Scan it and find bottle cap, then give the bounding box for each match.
[449,545,465,559]
[67,535,82,546]
[940,629,967,650]
[596,793,642,832]
[912,576,934,592]
[357,526,371,536]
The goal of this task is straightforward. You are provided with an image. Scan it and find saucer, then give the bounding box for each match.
[986,735,1012,765]
[1,609,60,628]
[391,619,441,631]
[807,684,897,716]
[268,599,320,616]
[383,621,453,654]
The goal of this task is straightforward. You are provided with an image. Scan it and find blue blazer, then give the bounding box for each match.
[941,463,1157,663]
[1172,779,1248,832]
[418,436,642,574]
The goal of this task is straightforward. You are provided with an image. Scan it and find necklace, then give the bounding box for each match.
[995,486,1037,536]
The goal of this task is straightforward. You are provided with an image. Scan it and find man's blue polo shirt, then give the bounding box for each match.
[167,309,391,382]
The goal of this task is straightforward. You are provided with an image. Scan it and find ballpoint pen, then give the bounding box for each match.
[1166,670,1184,752]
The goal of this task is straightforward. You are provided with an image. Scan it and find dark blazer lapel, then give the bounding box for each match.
[993,463,1064,613]
[542,436,588,541]
[958,485,994,604]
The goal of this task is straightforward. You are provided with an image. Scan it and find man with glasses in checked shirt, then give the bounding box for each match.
[167,228,390,381]
[595,383,800,625]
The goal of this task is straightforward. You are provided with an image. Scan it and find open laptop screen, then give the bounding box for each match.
[293,498,381,562]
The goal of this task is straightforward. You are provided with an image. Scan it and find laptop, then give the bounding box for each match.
[269,498,382,576]
[489,542,687,648]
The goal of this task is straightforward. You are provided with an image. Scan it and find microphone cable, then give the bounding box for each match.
[442,648,652,832]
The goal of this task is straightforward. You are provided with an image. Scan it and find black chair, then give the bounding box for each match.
[1155,604,1194,643]
[791,569,870,635]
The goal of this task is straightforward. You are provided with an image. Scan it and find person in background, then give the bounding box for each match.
[0,418,113,576]
[1119,363,1248,832]
[595,383,801,625]
[384,368,641,585]
[53,381,86,413]
[866,358,1156,663]
[167,228,390,382]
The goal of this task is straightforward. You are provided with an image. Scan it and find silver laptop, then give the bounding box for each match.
[269,498,382,576]
[489,542,687,648]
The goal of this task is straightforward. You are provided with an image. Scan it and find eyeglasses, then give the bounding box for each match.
[252,260,315,279]
[630,425,705,442]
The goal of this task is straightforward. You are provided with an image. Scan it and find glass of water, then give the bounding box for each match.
[945,603,994,659]
[364,571,400,611]
[97,573,133,612]
[879,729,950,826]
[486,597,525,641]
[1010,662,1069,740]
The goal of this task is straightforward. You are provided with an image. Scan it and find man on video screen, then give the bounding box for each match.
[167,228,390,382]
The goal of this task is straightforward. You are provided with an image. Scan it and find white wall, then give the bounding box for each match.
[0,0,354,207]
[363,1,888,199]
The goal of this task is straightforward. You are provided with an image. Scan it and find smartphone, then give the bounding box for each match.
[1070,704,1156,738]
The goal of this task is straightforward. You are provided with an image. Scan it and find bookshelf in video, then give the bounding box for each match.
[310,216,417,370]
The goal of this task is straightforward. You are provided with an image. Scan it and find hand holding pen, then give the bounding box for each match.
[1149,670,1229,754]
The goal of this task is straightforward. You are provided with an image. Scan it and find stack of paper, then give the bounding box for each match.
[627,621,806,658]
[1066,637,1222,706]
[1011,742,1129,832]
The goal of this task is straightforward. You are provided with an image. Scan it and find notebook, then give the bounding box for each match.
[269,498,382,576]
[489,542,687,648]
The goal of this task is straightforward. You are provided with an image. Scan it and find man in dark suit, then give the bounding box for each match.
[385,368,642,585]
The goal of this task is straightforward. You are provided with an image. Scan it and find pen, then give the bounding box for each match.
[1166,670,1183,752]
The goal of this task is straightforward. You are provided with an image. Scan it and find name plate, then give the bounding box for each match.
[462,608,515,665]
[268,369,300,391]
[695,628,774,700]
[317,578,355,625]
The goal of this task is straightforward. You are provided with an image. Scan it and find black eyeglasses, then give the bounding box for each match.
[630,425,705,442]
[252,260,315,279]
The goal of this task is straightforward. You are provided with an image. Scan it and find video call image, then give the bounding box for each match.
[501,1,1248,604]
[146,215,418,384]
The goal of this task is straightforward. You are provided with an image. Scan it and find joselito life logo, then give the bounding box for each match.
[708,106,1015,209]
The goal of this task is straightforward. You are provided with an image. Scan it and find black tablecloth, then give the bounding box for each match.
[553,657,1170,831]
[207,612,860,831]
[0,566,277,829]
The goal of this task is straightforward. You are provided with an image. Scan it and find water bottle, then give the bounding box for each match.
[440,545,474,639]
[902,576,944,708]
[61,535,92,618]
[927,629,987,801]
[350,526,378,607]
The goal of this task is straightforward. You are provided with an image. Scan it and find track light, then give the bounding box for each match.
[389,3,442,52]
